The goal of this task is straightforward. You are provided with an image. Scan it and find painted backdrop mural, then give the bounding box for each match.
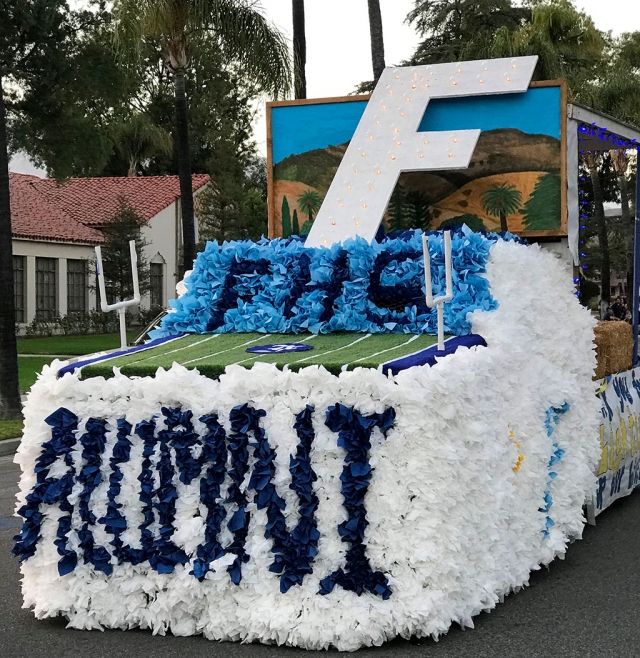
[267,83,566,238]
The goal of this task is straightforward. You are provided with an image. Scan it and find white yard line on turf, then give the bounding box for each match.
[72,334,186,370]
[181,335,272,365]
[350,334,420,364]
[230,334,316,366]
[123,334,221,367]
[290,334,372,364]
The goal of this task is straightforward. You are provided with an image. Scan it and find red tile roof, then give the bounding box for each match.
[9,173,210,244]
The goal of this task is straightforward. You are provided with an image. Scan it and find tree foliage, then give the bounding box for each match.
[481,183,522,232]
[281,196,292,238]
[297,190,322,223]
[1,0,78,418]
[99,199,151,304]
[520,173,561,230]
[197,155,268,243]
[386,186,432,231]
[406,0,529,65]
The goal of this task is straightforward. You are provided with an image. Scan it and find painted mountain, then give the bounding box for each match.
[274,128,562,236]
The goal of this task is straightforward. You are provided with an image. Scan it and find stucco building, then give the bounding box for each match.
[10,172,210,328]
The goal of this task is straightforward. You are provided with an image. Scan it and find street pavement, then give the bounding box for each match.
[1,453,639,658]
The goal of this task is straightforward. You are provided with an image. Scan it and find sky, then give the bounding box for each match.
[9,0,638,175]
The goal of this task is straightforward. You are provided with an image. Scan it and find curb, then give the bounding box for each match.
[0,438,20,458]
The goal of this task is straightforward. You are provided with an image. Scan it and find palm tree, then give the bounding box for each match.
[481,183,522,233]
[113,0,291,276]
[584,152,610,316]
[367,0,386,84]
[292,0,306,99]
[488,0,604,90]
[112,113,173,177]
[297,189,322,223]
[0,86,21,420]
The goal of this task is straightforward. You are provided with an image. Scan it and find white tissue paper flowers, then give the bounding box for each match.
[14,239,600,651]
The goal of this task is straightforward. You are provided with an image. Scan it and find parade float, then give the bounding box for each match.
[11,55,640,650]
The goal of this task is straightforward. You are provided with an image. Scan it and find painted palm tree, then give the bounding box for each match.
[292,0,306,99]
[112,0,291,276]
[481,183,522,233]
[367,0,386,84]
[297,190,323,224]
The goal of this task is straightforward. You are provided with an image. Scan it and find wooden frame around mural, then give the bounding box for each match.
[266,80,568,240]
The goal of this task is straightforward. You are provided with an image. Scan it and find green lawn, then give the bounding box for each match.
[82,332,442,380]
[0,419,23,441]
[19,356,59,393]
[17,332,138,356]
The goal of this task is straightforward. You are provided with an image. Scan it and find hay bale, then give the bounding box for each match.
[593,320,634,380]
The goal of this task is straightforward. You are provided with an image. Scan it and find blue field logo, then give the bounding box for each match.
[246,343,313,354]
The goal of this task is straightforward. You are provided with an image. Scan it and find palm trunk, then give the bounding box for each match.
[174,68,196,276]
[292,0,307,99]
[618,174,633,308]
[0,81,23,420]
[588,164,610,315]
[500,211,508,233]
[367,0,386,84]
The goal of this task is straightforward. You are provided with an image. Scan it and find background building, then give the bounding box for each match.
[9,173,210,329]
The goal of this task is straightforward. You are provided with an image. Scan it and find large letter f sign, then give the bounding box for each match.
[305,56,538,248]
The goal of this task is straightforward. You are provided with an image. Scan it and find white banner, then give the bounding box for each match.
[595,368,640,514]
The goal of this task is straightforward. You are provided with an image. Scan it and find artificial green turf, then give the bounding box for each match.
[17,333,137,356]
[81,332,443,380]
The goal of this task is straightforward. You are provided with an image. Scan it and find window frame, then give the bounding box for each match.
[67,259,88,315]
[35,257,58,321]
[13,255,26,323]
[150,262,164,309]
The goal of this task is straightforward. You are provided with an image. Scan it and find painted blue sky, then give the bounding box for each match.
[272,87,561,164]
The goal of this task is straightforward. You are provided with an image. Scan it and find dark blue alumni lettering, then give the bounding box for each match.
[13,408,79,576]
[14,403,395,599]
[319,403,396,600]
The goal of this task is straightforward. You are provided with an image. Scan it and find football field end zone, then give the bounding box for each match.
[79,332,444,380]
